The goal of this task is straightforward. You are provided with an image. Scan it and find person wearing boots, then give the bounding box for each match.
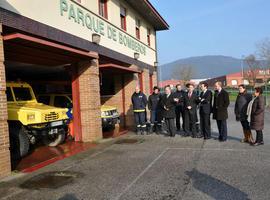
[174,84,185,132]
[247,87,265,146]
[148,86,161,134]
[183,83,200,138]
[234,84,253,143]
[131,86,148,135]
[160,85,178,137]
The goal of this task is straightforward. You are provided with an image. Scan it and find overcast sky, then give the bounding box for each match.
[149,0,270,65]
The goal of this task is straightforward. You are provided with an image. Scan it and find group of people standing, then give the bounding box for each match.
[131,81,265,146]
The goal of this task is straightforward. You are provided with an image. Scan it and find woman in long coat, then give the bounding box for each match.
[247,87,265,146]
[234,84,253,143]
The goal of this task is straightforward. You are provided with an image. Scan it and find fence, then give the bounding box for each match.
[225,88,270,107]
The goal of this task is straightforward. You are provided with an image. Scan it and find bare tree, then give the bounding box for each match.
[257,38,270,65]
[172,65,196,84]
[257,38,270,84]
[244,54,261,87]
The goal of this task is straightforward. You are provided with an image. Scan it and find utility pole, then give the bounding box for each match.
[241,55,245,84]
[265,66,268,106]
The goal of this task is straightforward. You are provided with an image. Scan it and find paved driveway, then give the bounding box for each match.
[1,104,270,200]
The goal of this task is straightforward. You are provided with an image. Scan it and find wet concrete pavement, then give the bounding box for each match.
[1,105,270,200]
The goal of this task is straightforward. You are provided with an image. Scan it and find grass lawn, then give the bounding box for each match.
[229,92,238,102]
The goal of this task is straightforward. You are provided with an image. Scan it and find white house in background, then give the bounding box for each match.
[190,78,210,85]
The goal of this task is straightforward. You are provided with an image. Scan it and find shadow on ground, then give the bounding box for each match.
[58,194,79,200]
[211,132,242,142]
[186,169,250,200]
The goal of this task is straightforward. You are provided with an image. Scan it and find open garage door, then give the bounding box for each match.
[99,63,142,135]
[3,32,98,171]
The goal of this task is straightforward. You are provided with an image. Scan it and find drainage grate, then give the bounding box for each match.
[115,138,144,144]
[20,171,83,190]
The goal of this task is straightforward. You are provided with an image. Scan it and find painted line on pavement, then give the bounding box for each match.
[113,148,169,200]
[62,145,115,171]
[168,147,269,153]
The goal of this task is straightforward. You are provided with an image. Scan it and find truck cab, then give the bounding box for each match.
[7,82,69,158]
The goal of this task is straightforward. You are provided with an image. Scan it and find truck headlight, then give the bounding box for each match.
[114,111,119,117]
[27,114,35,121]
[101,111,106,117]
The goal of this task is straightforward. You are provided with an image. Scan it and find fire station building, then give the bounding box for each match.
[0,0,169,178]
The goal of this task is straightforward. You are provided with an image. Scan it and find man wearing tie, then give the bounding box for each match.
[183,83,199,138]
[160,85,178,137]
[212,81,230,142]
[173,84,185,132]
[199,82,212,139]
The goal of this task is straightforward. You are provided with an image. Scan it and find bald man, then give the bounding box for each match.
[131,86,148,135]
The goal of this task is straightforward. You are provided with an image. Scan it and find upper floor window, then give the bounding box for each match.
[99,0,108,19]
[147,28,151,46]
[135,18,141,39]
[120,6,127,31]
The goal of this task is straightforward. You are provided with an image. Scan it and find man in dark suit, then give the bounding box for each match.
[212,81,230,142]
[199,82,212,139]
[173,84,185,132]
[160,85,178,137]
[183,83,199,138]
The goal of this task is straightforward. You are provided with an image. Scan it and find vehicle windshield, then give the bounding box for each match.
[13,87,33,101]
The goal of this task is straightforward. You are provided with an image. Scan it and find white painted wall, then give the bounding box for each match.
[0,0,158,65]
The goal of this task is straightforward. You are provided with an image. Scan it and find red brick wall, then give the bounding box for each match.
[152,71,158,87]
[143,69,150,96]
[226,77,243,87]
[0,26,11,178]
[78,60,102,142]
[124,73,138,129]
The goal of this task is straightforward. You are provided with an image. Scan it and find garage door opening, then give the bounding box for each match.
[99,63,142,136]
[3,31,99,172]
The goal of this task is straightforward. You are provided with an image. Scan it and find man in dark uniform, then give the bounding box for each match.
[131,86,148,135]
[174,84,185,132]
[198,82,212,139]
[212,81,230,142]
[160,85,178,137]
[183,83,200,138]
[148,86,161,134]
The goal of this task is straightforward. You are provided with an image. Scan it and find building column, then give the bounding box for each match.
[124,73,137,130]
[0,24,11,178]
[152,70,158,87]
[143,69,150,96]
[78,59,102,142]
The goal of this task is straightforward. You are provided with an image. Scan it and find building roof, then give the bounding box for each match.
[126,0,169,31]
[227,72,242,78]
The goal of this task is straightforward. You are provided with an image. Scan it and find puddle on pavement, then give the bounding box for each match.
[20,171,83,190]
[115,138,144,144]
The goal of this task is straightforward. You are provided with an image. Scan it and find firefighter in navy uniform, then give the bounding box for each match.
[148,86,161,134]
[131,86,148,135]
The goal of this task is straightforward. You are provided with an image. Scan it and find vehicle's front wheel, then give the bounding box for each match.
[44,128,66,147]
[9,126,30,158]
